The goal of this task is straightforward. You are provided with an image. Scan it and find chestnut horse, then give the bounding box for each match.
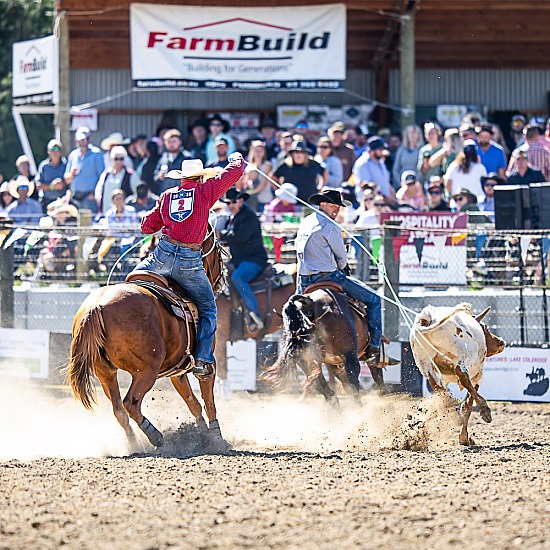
[264,286,384,407]
[214,266,297,378]
[66,225,230,450]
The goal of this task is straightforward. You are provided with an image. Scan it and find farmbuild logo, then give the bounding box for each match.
[146,17,332,60]
[19,44,48,75]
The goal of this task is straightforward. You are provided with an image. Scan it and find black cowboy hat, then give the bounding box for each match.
[208,114,230,133]
[481,172,506,185]
[309,188,352,208]
[222,187,249,203]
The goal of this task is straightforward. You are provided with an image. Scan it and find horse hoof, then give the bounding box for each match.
[459,436,476,447]
[149,433,164,448]
[480,407,492,424]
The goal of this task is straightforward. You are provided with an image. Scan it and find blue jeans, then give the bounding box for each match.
[231,261,264,315]
[298,270,382,347]
[134,239,216,364]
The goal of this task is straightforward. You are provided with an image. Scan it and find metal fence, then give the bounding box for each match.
[0,221,549,346]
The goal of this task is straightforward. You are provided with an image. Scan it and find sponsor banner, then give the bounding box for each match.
[277,104,374,132]
[226,339,257,391]
[130,3,346,90]
[0,328,49,379]
[70,107,98,131]
[422,347,550,402]
[381,212,468,285]
[12,35,58,105]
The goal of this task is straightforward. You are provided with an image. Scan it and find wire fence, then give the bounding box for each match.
[1,220,549,345]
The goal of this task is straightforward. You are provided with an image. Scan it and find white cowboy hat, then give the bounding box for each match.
[9,175,35,199]
[167,159,219,181]
[47,199,79,219]
[100,132,130,150]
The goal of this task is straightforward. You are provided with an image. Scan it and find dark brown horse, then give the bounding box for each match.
[66,225,230,450]
[264,284,384,407]
[214,266,297,378]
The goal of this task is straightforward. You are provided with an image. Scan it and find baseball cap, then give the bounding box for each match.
[329,121,346,133]
[75,126,91,141]
[367,135,387,151]
[47,139,62,151]
[514,148,529,159]
[215,137,229,147]
[401,170,417,185]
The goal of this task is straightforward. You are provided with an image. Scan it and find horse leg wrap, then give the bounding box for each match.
[208,419,231,451]
[208,419,222,437]
[139,417,164,447]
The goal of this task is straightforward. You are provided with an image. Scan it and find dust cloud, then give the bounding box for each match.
[0,378,461,461]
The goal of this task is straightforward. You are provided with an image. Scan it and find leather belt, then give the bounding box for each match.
[161,235,202,251]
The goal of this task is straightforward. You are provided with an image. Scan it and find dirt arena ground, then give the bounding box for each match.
[0,381,548,550]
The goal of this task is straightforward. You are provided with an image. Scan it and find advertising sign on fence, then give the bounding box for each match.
[12,35,58,105]
[422,346,550,402]
[0,328,49,379]
[130,3,346,90]
[381,212,468,285]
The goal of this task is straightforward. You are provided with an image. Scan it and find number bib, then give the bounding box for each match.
[169,188,195,222]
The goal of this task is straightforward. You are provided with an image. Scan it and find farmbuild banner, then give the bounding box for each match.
[130,3,346,90]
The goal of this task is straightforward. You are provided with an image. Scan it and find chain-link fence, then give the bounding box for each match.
[0,219,549,346]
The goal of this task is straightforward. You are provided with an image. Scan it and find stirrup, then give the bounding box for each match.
[192,360,215,380]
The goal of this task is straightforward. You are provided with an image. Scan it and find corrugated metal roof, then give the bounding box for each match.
[390,69,550,111]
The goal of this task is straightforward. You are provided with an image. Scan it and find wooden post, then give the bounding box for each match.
[400,8,416,131]
[0,246,14,328]
[383,220,401,341]
[56,10,71,153]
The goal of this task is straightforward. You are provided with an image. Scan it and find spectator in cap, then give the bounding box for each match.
[396,170,427,211]
[14,154,35,187]
[507,124,550,181]
[154,128,194,194]
[426,177,451,212]
[444,139,487,197]
[451,188,491,224]
[392,124,424,188]
[258,118,280,162]
[293,120,316,155]
[476,123,507,179]
[510,114,527,148]
[95,145,140,215]
[314,136,343,189]
[207,137,230,169]
[328,121,356,181]
[6,176,43,225]
[459,123,478,142]
[65,126,105,214]
[262,182,298,222]
[506,149,545,185]
[35,139,68,212]
[240,140,273,212]
[273,140,324,203]
[206,114,236,165]
[352,136,395,204]
[478,172,505,222]
[417,122,442,185]
[187,119,209,164]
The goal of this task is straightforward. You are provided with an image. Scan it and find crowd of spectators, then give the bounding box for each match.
[0,111,549,279]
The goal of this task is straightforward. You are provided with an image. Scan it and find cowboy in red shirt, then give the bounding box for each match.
[134,153,244,378]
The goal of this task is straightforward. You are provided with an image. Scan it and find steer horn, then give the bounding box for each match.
[474,306,491,323]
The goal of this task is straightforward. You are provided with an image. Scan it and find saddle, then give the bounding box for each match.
[126,270,200,378]
[303,281,368,319]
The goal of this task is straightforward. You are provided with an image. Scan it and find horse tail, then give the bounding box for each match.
[262,294,313,389]
[66,305,107,410]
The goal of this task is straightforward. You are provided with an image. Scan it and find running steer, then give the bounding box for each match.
[410,303,505,446]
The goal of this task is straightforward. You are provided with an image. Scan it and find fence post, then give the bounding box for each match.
[77,209,93,281]
[0,246,14,328]
[383,220,401,340]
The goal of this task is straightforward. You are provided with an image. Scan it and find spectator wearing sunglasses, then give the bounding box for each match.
[36,139,68,212]
[506,149,545,185]
[314,136,343,188]
[95,146,140,216]
[451,188,491,224]
[426,177,451,212]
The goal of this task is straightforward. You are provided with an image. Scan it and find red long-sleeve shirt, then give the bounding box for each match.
[141,158,244,244]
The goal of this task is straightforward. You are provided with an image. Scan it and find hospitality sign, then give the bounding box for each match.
[130,3,346,90]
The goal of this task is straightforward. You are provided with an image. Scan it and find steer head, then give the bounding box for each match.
[474,306,506,357]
